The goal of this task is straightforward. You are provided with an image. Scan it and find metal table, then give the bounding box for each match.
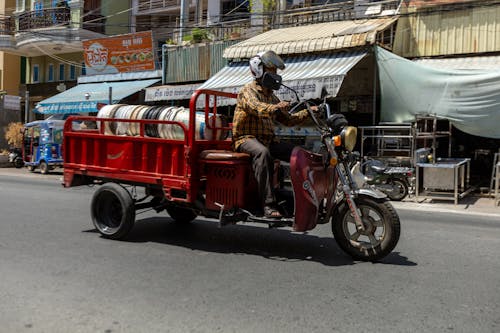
[416,158,472,205]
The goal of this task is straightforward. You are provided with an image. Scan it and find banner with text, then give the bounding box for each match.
[83,31,155,75]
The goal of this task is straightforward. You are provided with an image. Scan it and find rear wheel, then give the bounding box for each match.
[332,196,400,261]
[91,183,135,239]
[387,179,408,201]
[14,157,24,168]
[39,161,49,174]
[166,205,197,223]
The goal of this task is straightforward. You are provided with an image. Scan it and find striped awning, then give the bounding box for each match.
[223,17,397,59]
[198,50,368,105]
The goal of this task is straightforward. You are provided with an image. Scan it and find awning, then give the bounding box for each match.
[34,79,160,114]
[376,46,500,139]
[223,17,397,59]
[145,83,201,102]
[198,50,368,106]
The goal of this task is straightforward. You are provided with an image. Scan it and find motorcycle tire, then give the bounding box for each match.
[332,196,400,262]
[14,157,24,168]
[387,179,408,201]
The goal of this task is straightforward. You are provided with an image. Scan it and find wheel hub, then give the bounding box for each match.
[360,216,376,235]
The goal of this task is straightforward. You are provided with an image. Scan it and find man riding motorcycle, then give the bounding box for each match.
[232,50,317,218]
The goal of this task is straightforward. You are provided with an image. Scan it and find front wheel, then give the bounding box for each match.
[39,161,49,174]
[332,196,400,261]
[91,183,136,240]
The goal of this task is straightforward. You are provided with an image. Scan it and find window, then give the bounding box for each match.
[16,0,25,12]
[81,62,86,75]
[59,64,65,81]
[69,64,76,80]
[33,64,39,83]
[221,0,249,21]
[48,63,54,82]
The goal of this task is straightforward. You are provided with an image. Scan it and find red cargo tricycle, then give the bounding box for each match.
[63,86,400,261]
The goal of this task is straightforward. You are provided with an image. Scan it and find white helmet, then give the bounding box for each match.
[249,50,285,79]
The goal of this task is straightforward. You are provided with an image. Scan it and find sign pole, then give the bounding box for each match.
[24,90,29,123]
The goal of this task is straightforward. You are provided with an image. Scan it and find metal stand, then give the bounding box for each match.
[415,158,472,205]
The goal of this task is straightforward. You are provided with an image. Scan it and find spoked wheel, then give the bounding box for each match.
[91,183,135,240]
[39,161,49,174]
[166,205,197,224]
[387,179,408,201]
[332,196,400,262]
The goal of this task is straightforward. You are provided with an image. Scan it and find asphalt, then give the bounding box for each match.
[0,162,499,218]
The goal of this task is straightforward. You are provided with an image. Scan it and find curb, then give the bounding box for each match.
[391,201,500,218]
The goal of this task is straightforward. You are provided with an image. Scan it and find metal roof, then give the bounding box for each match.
[394,4,500,57]
[222,17,397,59]
[199,50,368,105]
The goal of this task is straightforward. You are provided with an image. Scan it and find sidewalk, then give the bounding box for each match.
[391,194,500,218]
[1,164,499,217]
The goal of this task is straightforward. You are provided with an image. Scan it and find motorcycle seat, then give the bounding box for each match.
[370,164,386,173]
[200,150,250,161]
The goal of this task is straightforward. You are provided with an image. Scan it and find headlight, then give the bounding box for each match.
[333,126,357,152]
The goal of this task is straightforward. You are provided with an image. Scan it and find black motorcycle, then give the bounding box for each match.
[8,147,24,168]
[351,157,414,201]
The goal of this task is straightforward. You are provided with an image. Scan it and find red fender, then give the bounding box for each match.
[290,147,329,232]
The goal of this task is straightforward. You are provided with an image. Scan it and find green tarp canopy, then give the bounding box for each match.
[376,46,500,139]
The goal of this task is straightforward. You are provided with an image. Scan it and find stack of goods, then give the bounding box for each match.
[96,105,227,140]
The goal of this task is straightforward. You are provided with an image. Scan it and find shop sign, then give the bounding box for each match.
[83,31,155,75]
[3,95,21,110]
[145,84,201,101]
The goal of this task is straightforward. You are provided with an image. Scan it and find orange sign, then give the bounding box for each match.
[83,31,155,75]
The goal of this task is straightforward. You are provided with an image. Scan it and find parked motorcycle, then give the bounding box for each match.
[351,156,414,201]
[8,147,24,168]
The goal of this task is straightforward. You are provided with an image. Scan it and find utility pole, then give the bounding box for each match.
[179,0,190,44]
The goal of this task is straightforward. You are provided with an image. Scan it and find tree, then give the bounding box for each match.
[4,122,24,148]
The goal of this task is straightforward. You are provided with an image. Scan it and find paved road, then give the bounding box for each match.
[1,170,499,332]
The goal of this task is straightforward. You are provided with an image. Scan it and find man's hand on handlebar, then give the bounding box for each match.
[310,105,319,113]
[275,101,290,113]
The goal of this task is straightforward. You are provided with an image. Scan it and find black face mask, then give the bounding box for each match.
[261,72,282,90]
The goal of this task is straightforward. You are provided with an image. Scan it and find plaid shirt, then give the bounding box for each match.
[232,80,309,150]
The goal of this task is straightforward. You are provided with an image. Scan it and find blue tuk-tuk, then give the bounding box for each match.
[22,119,65,174]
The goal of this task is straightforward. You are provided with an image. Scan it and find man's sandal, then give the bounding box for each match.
[264,205,282,219]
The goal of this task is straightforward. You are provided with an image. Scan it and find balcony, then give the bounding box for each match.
[7,7,106,57]
[0,16,14,50]
[18,7,70,31]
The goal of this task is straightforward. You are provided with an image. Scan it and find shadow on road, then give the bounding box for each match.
[86,217,417,267]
